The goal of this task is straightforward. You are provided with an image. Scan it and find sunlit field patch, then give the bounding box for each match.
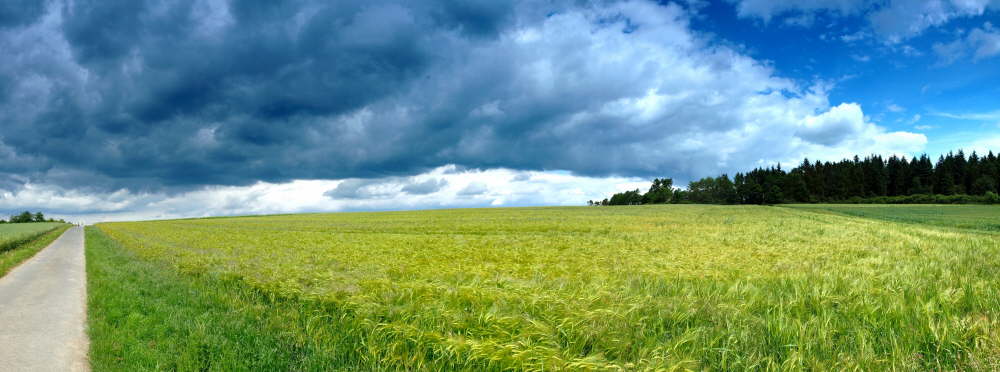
[92,205,1000,370]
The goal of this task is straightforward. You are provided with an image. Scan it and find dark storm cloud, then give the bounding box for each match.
[0,0,923,194]
[458,182,489,196]
[0,0,543,190]
[325,176,448,199]
[401,178,448,195]
[324,179,386,200]
[0,0,46,29]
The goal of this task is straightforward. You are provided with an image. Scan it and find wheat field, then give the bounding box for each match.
[90,205,1000,370]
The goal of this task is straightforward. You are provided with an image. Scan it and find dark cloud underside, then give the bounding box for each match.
[0,0,924,193]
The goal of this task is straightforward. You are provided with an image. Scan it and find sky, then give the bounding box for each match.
[0,0,998,223]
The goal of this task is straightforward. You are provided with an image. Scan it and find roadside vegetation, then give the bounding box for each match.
[85,227,347,370]
[91,205,1000,370]
[0,223,71,277]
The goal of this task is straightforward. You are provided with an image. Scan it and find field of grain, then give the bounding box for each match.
[785,204,1000,232]
[0,222,65,251]
[91,205,1000,370]
[0,222,70,276]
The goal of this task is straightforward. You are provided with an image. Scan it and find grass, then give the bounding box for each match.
[0,223,70,277]
[783,204,1000,232]
[85,227,350,370]
[91,205,1000,370]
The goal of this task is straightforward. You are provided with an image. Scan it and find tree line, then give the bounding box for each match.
[2,211,64,224]
[590,150,1000,205]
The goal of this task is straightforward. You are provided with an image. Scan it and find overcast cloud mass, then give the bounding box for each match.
[1,0,996,222]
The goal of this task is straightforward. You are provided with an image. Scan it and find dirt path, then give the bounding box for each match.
[0,226,89,371]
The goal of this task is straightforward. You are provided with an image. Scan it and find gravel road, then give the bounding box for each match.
[0,226,89,371]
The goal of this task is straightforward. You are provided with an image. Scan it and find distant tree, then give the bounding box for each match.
[592,147,999,206]
[782,170,809,202]
[642,178,673,204]
[11,211,33,223]
[714,174,738,204]
[670,190,688,203]
[763,184,784,204]
[33,212,45,223]
[955,150,969,194]
[687,177,716,203]
[848,157,864,197]
[609,189,644,205]
[935,172,956,195]
[913,155,935,192]
[972,175,996,196]
[736,174,764,204]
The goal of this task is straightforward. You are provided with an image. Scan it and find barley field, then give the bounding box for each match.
[0,222,65,251]
[0,222,70,276]
[90,205,1000,371]
[785,204,1000,232]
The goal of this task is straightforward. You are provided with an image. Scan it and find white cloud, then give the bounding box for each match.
[934,22,1000,63]
[841,30,871,42]
[792,103,927,159]
[896,44,924,57]
[335,1,927,181]
[733,0,869,22]
[457,182,489,196]
[730,0,1000,43]
[969,23,1000,59]
[797,103,868,146]
[0,166,646,224]
[870,1,1000,43]
[966,135,1000,154]
[887,103,905,112]
[931,109,1000,121]
[784,14,816,27]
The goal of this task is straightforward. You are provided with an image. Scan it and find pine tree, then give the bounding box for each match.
[595,147,999,206]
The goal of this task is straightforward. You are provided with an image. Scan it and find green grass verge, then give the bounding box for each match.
[0,224,70,277]
[85,226,360,371]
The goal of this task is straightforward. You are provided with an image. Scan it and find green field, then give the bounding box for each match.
[784,204,1000,232]
[0,222,65,250]
[0,223,70,276]
[90,205,1000,370]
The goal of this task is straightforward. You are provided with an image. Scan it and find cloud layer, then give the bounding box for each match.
[1,1,923,191]
[934,22,1000,64]
[732,0,1000,43]
[3,166,647,224]
[0,0,936,220]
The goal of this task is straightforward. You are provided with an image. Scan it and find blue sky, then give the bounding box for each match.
[686,0,1000,156]
[0,0,997,221]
